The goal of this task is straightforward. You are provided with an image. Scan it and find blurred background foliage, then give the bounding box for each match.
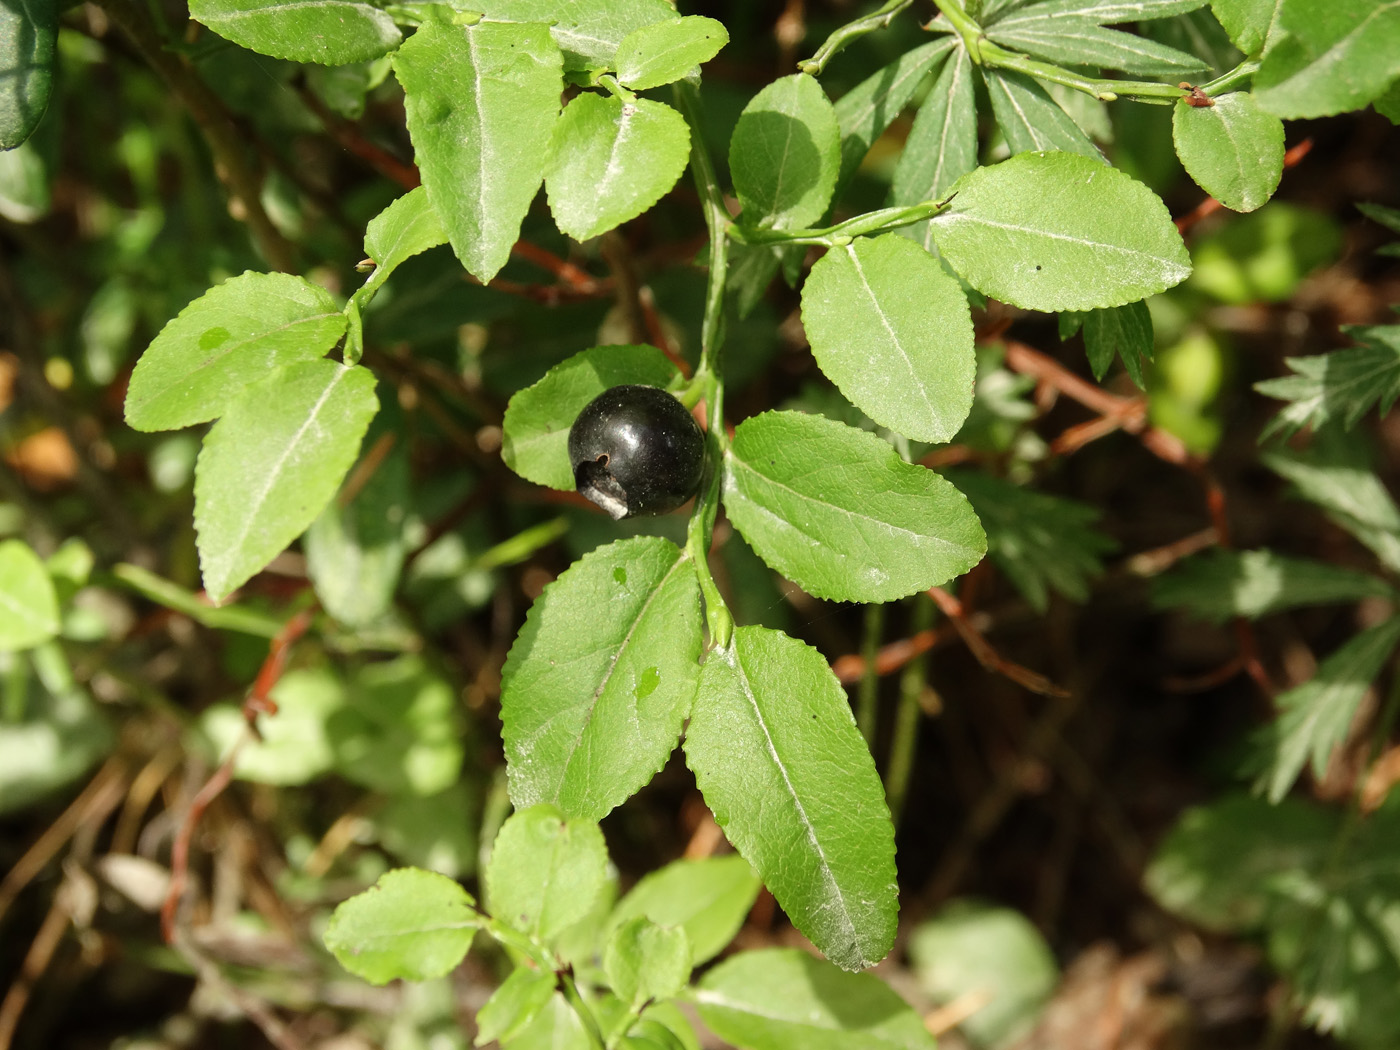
[2,0,1400,1048]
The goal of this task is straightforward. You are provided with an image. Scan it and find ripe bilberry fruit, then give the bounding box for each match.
[568,385,705,520]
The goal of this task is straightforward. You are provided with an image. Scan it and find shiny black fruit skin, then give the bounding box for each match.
[568,385,705,520]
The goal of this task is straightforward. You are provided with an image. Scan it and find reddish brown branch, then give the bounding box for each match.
[929,587,1070,698]
[161,607,315,943]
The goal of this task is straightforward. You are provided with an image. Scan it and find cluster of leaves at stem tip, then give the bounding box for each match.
[0,0,1391,1042]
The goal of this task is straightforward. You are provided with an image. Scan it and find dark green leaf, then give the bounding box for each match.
[1253,0,1400,119]
[991,0,1208,23]
[0,0,56,149]
[545,93,690,242]
[800,234,976,443]
[947,470,1115,611]
[615,15,728,90]
[1253,616,1400,802]
[1076,300,1154,385]
[485,803,608,942]
[694,948,934,1046]
[1153,548,1395,623]
[730,74,841,231]
[394,20,563,283]
[124,272,346,433]
[909,901,1058,1049]
[984,71,1104,163]
[1173,92,1284,212]
[723,412,986,604]
[1256,324,1400,439]
[834,38,955,194]
[0,539,59,650]
[193,361,379,602]
[685,628,898,971]
[501,536,702,820]
[323,868,479,985]
[1358,202,1400,235]
[888,43,977,252]
[606,854,761,965]
[1148,794,1400,1046]
[930,151,1191,311]
[503,344,682,490]
[189,0,400,64]
[1263,442,1400,574]
[988,19,1206,74]
[480,0,677,71]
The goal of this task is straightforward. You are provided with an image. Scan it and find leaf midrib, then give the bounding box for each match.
[724,642,859,954]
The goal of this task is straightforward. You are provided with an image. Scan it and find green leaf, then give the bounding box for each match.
[124,272,347,432]
[501,536,702,820]
[0,138,49,222]
[333,656,466,797]
[730,74,841,231]
[987,19,1206,74]
[1375,78,1400,124]
[1358,202,1400,236]
[1252,616,1400,802]
[1209,0,1286,53]
[476,966,557,1046]
[983,71,1105,163]
[0,650,113,815]
[509,993,593,1050]
[888,42,977,250]
[545,93,690,243]
[1172,93,1283,213]
[930,151,1191,311]
[605,917,692,1007]
[723,412,985,604]
[502,345,682,490]
[694,948,934,1047]
[189,0,400,64]
[193,360,379,602]
[1153,548,1395,623]
[1263,442,1400,574]
[372,783,478,879]
[393,20,563,284]
[485,803,609,942]
[685,628,898,971]
[606,854,761,966]
[352,186,449,312]
[947,470,1115,612]
[1256,324,1400,439]
[1253,0,1400,119]
[1187,202,1342,304]
[909,901,1059,1049]
[991,0,1209,22]
[200,667,343,784]
[834,38,955,194]
[615,16,728,90]
[0,0,56,149]
[1071,300,1155,385]
[1147,795,1400,1046]
[305,432,409,628]
[481,0,677,72]
[0,540,59,650]
[800,235,975,444]
[324,868,479,985]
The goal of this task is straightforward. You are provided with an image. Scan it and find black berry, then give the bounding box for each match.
[567,385,705,519]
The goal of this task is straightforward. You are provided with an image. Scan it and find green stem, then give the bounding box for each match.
[674,79,735,650]
[886,592,934,828]
[930,0,1188,103]
[1198,58,1261,97]
[856,604,884,745]
[799,0,916,75]
[560,971,608,1050]
[730,200,948,248]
